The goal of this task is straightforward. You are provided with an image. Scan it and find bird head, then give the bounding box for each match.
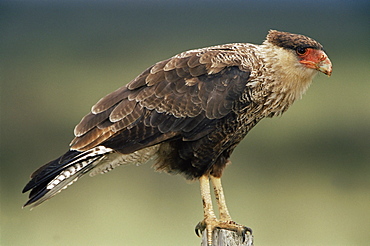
[296,47,332,76]
[266,30,332,77]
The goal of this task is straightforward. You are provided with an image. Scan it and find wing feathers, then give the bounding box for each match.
[110,99,137,122]
[164,69,181,83]
[146,70,165,86]
[187,55,201,68]
[74,108,113,137]
[111,103,143,130]
[71,47,252,152]
[91,87,129,114]
[163,58,177,71]
[189,65,207,77]
[175,57,190,68]
[126,67,152,90]
[151,59,170,73]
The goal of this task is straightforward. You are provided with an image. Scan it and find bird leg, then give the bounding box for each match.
[195,175,218,244]
[195,174,252,245]
[210,175,232,221]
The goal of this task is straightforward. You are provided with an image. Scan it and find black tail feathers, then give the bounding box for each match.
[22,146,113,208]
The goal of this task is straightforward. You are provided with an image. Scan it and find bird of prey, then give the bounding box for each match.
[23,30,332,245]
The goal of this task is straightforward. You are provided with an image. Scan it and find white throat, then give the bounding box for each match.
[257,43,318,116]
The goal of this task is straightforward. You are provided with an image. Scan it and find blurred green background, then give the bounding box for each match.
[1,1,369,245]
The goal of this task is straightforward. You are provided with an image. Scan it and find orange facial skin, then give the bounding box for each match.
[298,48,332,76]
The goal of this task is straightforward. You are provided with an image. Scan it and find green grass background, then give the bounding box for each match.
[1,1,369,245]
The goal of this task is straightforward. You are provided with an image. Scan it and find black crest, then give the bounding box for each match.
[267,30,323,50]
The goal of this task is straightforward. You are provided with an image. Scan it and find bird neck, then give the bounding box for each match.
[255,42,318,117]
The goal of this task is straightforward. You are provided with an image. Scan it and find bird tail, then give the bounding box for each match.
[22,146,113,209]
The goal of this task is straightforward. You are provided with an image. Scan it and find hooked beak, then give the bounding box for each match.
[299,49,332,77]
[317,55,332,76]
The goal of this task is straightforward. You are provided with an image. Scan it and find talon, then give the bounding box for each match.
[197,176,253,245]
[195,227,200,237]
[238,226,253,242]
[195,221,206,237]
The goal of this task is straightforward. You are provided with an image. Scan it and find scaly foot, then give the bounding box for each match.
[195,217,252,244]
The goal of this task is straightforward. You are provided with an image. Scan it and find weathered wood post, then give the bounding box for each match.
[201,229,254,246]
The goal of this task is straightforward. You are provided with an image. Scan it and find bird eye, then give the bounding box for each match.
[296,47,308,56]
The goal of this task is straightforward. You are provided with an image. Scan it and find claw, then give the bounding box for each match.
[195,227,200,237]
[195,218,253,244]
[195,220,206,237]
[237,225,253,242]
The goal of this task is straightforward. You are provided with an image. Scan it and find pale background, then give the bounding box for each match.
[1,0,369,245]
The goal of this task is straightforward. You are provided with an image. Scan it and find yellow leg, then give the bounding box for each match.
[210,175,232,221]
[195,174,252,245]
[197,175,217,245]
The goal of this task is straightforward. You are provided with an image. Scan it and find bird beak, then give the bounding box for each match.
[317,52,332,77]
[299,49,332,77]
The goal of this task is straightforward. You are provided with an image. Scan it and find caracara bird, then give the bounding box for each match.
[23,30,332,245]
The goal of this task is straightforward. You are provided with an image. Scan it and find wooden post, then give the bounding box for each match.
[201,229,254,246]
